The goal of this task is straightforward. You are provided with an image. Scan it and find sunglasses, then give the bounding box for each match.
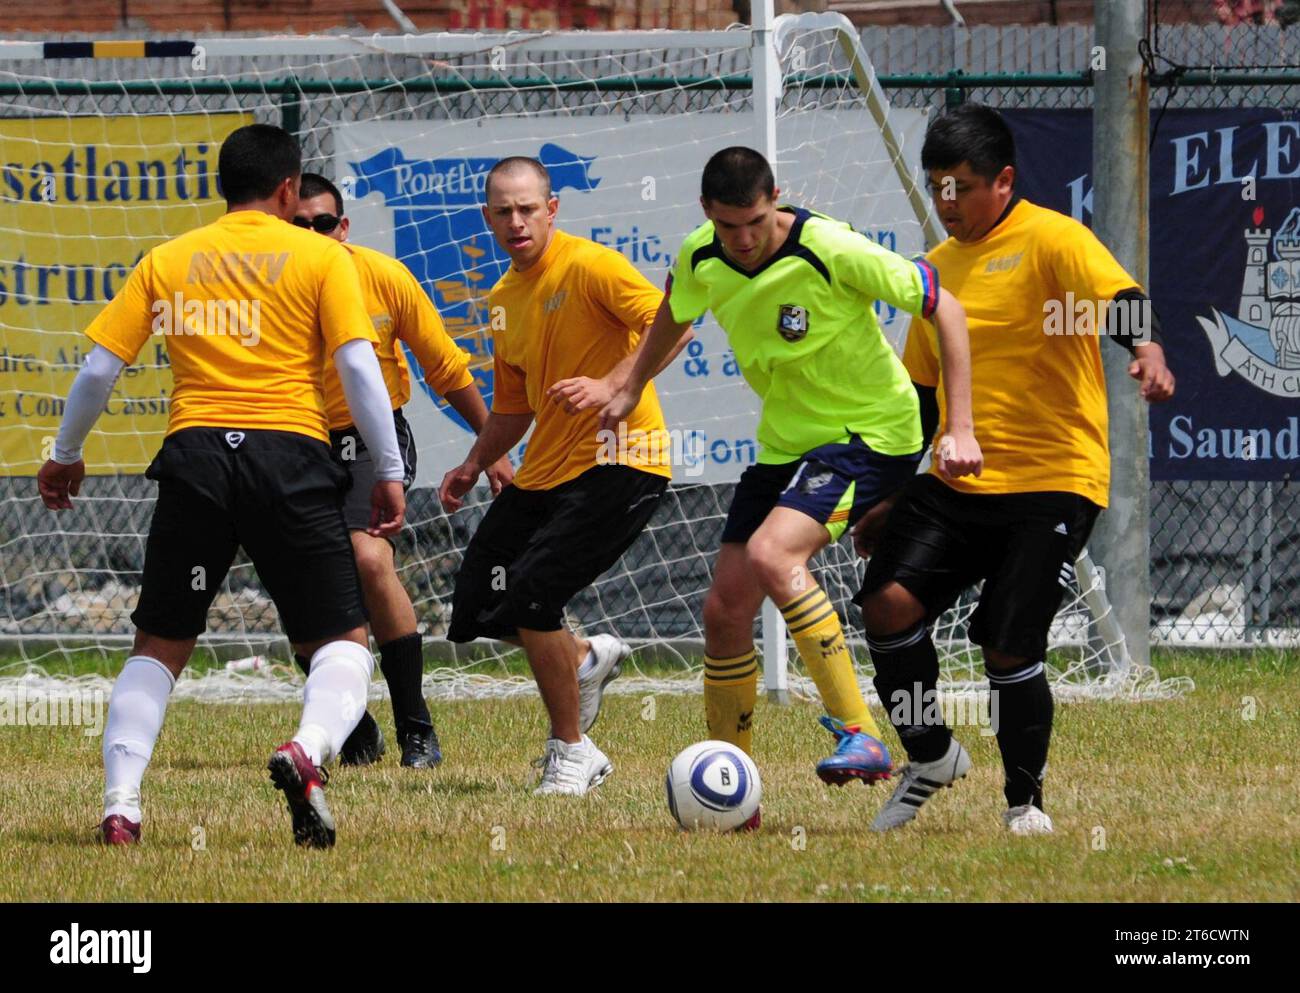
[293,213,342,233]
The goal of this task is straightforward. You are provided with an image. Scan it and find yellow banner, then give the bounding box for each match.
[0,112,252,474]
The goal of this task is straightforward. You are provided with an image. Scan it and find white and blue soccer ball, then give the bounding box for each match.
[666,740,761,832]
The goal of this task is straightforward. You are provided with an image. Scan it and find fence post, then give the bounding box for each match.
[280,76,302,138]
[1090,0,1152,667]
[753,0,792,702]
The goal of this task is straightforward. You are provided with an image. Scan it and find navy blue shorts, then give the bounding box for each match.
[720,436,923,544]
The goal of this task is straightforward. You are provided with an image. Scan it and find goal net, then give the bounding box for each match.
[0,17,1191,707]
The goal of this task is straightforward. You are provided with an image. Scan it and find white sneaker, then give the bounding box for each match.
[532,736,613,796]
[1003,804,1054,835]
[577,634,630,733]
[869,737,971,833]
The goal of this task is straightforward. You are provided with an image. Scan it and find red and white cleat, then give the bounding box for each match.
[268,741,336,849]
[97,814,141,846]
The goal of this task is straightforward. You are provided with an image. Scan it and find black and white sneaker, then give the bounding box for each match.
[869,738,971,833]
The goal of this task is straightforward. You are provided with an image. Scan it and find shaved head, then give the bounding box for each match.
[485,156,552,202]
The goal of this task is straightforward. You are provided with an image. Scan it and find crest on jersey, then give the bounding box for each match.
[777,304,809,342]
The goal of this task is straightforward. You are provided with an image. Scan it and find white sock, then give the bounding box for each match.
[577,649,597,679]
[293,640,374,766]
[103,656,175,821]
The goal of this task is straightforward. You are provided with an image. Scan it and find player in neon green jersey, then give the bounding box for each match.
[593,146,982,788]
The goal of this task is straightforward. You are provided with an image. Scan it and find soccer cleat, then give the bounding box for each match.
[398,724,442,768]
[1003,804,1054,836]
[338,709,385,767]
[97,814,141,846]
[578,634,631,733]
[815,715,893,786]
[735,808,762,833]
[531,736,613,796]
[268,741,336,849]
[869,737,972,833]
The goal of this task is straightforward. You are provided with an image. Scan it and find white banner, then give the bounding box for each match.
[334,109,928,485]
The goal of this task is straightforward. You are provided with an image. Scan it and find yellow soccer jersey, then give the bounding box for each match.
[321,242,473,431]
[85,210,375,443]
[903,199,1138,507]
[490,229,671,491]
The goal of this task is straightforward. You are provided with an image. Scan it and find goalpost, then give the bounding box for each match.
[0,14,1188,705]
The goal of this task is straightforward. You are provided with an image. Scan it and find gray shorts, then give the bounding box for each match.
[329,407,418,533]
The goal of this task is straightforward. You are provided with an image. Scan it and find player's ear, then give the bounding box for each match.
[547,195,559,219]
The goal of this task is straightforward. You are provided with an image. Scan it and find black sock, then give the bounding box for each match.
[379,633,430,735]
[293,653,311,677]
[868,621,952,763]
[987,659,1053,810]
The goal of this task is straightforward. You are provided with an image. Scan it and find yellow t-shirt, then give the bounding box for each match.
[490,229,671,491]
[85,210,376,444]
[903,199,1137,508]
[321,242,474,431]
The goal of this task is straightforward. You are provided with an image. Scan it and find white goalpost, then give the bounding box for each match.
[0,14,1190,706]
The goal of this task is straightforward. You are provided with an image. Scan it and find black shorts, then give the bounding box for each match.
[721,435,922,545]
[329,407,418,533]
[447,465,668,640]
[855,474,1101,660]
[131,427,366,645]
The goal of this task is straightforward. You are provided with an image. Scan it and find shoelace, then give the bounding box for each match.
[533,744,586,790]
[819,715,864,755]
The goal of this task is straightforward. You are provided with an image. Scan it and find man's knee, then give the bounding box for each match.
[860,582,925,637]
[351,534,394,590]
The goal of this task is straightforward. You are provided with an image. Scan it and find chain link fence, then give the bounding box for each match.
[0,25,1294,655]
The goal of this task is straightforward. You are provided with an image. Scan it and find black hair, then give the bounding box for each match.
[299,172,344,215]
[484,157,552,201]
[920,103,1016,183]
[700,146,776,207]
[218,124,301,205]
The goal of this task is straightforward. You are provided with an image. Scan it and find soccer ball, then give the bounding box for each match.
[665,740,761,832]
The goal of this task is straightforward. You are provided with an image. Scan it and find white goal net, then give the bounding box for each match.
[0,17,1191,707]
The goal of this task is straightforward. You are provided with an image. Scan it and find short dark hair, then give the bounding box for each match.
[484,157,552,202]
[920,103,1016,183]
[300,172,344,215]
[218,124,301,205]
[700,147,775,207]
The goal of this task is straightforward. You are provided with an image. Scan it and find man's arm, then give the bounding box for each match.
[929,287,983,479]
[1105,288,1175,402]
[334,339,406,537]
[36,345,125,509]
[595,297,694,432]
[438,411,533,512]
[546,314,695,416]
[443,383,515,495]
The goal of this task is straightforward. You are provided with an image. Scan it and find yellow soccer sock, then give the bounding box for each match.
[703,650,758,755]
[779,588,881,738]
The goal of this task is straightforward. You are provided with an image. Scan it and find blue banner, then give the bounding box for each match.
[1004,108,1300,482]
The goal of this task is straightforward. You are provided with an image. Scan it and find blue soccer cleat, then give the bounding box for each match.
[815,715,893,786]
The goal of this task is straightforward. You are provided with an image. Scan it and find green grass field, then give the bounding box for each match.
[0,650,1296,902]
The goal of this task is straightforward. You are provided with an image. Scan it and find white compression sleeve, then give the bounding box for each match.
[53,344,125,464]
[333,338,404,482]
